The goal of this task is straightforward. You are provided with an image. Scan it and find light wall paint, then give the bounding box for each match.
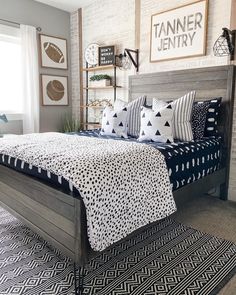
[0,0,72,133]
[71,0,236,201]
[34,0,94,12]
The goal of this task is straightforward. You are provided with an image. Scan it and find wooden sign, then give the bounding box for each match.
[99,45,115,66]
[150,0,208,62]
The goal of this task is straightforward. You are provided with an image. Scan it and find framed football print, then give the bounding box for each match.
[150,0,208,62]
[39,34,68,69]
[41,74,68,106]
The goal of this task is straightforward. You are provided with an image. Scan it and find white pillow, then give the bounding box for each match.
[114,96,146,138]
[100,106,129,138]
[114,99,127,111]
[152,98,168,110]
[138,104,174,143]
[152,91,196,141]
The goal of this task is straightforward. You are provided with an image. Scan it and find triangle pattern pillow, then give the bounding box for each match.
[138,104,174,143]
[153,92,195,142]
[100,106,129,138]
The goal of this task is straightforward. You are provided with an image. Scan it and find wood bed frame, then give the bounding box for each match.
[0,65,235,267]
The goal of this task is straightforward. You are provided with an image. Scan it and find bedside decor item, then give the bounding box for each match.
[62,116,80,133]
[41,74,68,106]
[99,45,115,66]
[88,98,112,107]
[150,0,208,62]
[213,28,235,60]
[85,43,99,66]
[39,34,68,69]
[118,48,139,72]
[0,114,8,138]
[89,74,111,87]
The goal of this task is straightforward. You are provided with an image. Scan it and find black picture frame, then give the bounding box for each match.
[99,45,115,66]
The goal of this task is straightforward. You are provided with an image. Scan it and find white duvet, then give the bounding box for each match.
[0,133,176,251]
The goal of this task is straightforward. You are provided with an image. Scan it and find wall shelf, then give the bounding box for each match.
[82,65,117,72]
[80,105,106,109]
[82,61,121,130]
[83,86,122,90]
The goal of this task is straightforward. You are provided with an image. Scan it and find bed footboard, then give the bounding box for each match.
[0,165,90,265]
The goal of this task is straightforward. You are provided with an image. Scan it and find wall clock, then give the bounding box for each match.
[85,43,99,66]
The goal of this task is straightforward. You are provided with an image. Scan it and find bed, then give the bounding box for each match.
[0,65,235,267]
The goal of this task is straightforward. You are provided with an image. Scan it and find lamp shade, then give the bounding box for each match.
[0,114,8,123]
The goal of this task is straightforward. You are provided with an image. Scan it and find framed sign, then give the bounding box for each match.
[99,45,115,66]
[150,0,208,62]
[41,74,68,106]
[39,34,68,69]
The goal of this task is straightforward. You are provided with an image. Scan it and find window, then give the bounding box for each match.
[0,24,23,114]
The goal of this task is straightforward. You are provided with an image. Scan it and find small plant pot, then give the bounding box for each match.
[90,79,111,87]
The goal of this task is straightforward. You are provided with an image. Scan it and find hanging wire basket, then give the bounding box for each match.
[213,28,235,57]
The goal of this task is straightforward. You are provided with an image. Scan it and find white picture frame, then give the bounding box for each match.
[39,34,68,69]
[41,74,68,106]
[150,0,208,62]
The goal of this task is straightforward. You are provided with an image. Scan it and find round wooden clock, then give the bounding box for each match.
[84,43,99,66]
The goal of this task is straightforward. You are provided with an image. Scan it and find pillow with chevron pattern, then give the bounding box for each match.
[138,104,174,143]
[100,106,129,138]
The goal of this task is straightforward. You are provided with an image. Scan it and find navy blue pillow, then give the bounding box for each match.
[204,98,222,137]
[192,101,210,140]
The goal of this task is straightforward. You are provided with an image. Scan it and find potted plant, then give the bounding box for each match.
[90,74,112,87]
[61,115,81,133]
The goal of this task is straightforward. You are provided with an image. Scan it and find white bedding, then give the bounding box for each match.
[0,133,176,251]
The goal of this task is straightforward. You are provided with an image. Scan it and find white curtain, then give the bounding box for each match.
[20,25,39,134]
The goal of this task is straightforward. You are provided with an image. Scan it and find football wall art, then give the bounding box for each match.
[39,34,68,69]
[41,74,68,106]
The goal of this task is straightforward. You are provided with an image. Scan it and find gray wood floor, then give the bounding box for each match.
[174,195,236,295]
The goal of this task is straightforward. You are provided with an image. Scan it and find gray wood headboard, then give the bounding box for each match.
[129,65,235,178]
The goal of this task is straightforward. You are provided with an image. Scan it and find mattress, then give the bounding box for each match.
[0,131,222,196]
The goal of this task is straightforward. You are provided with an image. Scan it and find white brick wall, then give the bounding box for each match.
[82,0,136,104]
[140,0,231,73]
[71,0,236,200]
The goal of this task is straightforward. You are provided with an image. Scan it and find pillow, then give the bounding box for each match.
[138,104,174,143]
[204,97,222,137]
[170,91,196,141]
[152,98,168,110]
[100,106,129,138]
[114,96,146,138]
[114,99,127,111]
[192,101,211,140]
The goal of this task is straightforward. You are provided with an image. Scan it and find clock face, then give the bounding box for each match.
[85,43,99,66]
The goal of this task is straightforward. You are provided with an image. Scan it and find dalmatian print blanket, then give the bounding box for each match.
[0,133,176,251]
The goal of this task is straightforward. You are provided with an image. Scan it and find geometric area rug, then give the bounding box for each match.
[0,207,236,295]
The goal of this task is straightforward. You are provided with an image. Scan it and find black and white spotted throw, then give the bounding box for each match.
[0,133,176,251]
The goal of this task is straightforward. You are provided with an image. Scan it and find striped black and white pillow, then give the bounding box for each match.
[171,91,196,141]
[114,96,146,138]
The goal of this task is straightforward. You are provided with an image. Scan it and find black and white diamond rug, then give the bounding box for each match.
[0,206,236,295]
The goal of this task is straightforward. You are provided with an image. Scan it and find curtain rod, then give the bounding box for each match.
[0,18,42,32]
